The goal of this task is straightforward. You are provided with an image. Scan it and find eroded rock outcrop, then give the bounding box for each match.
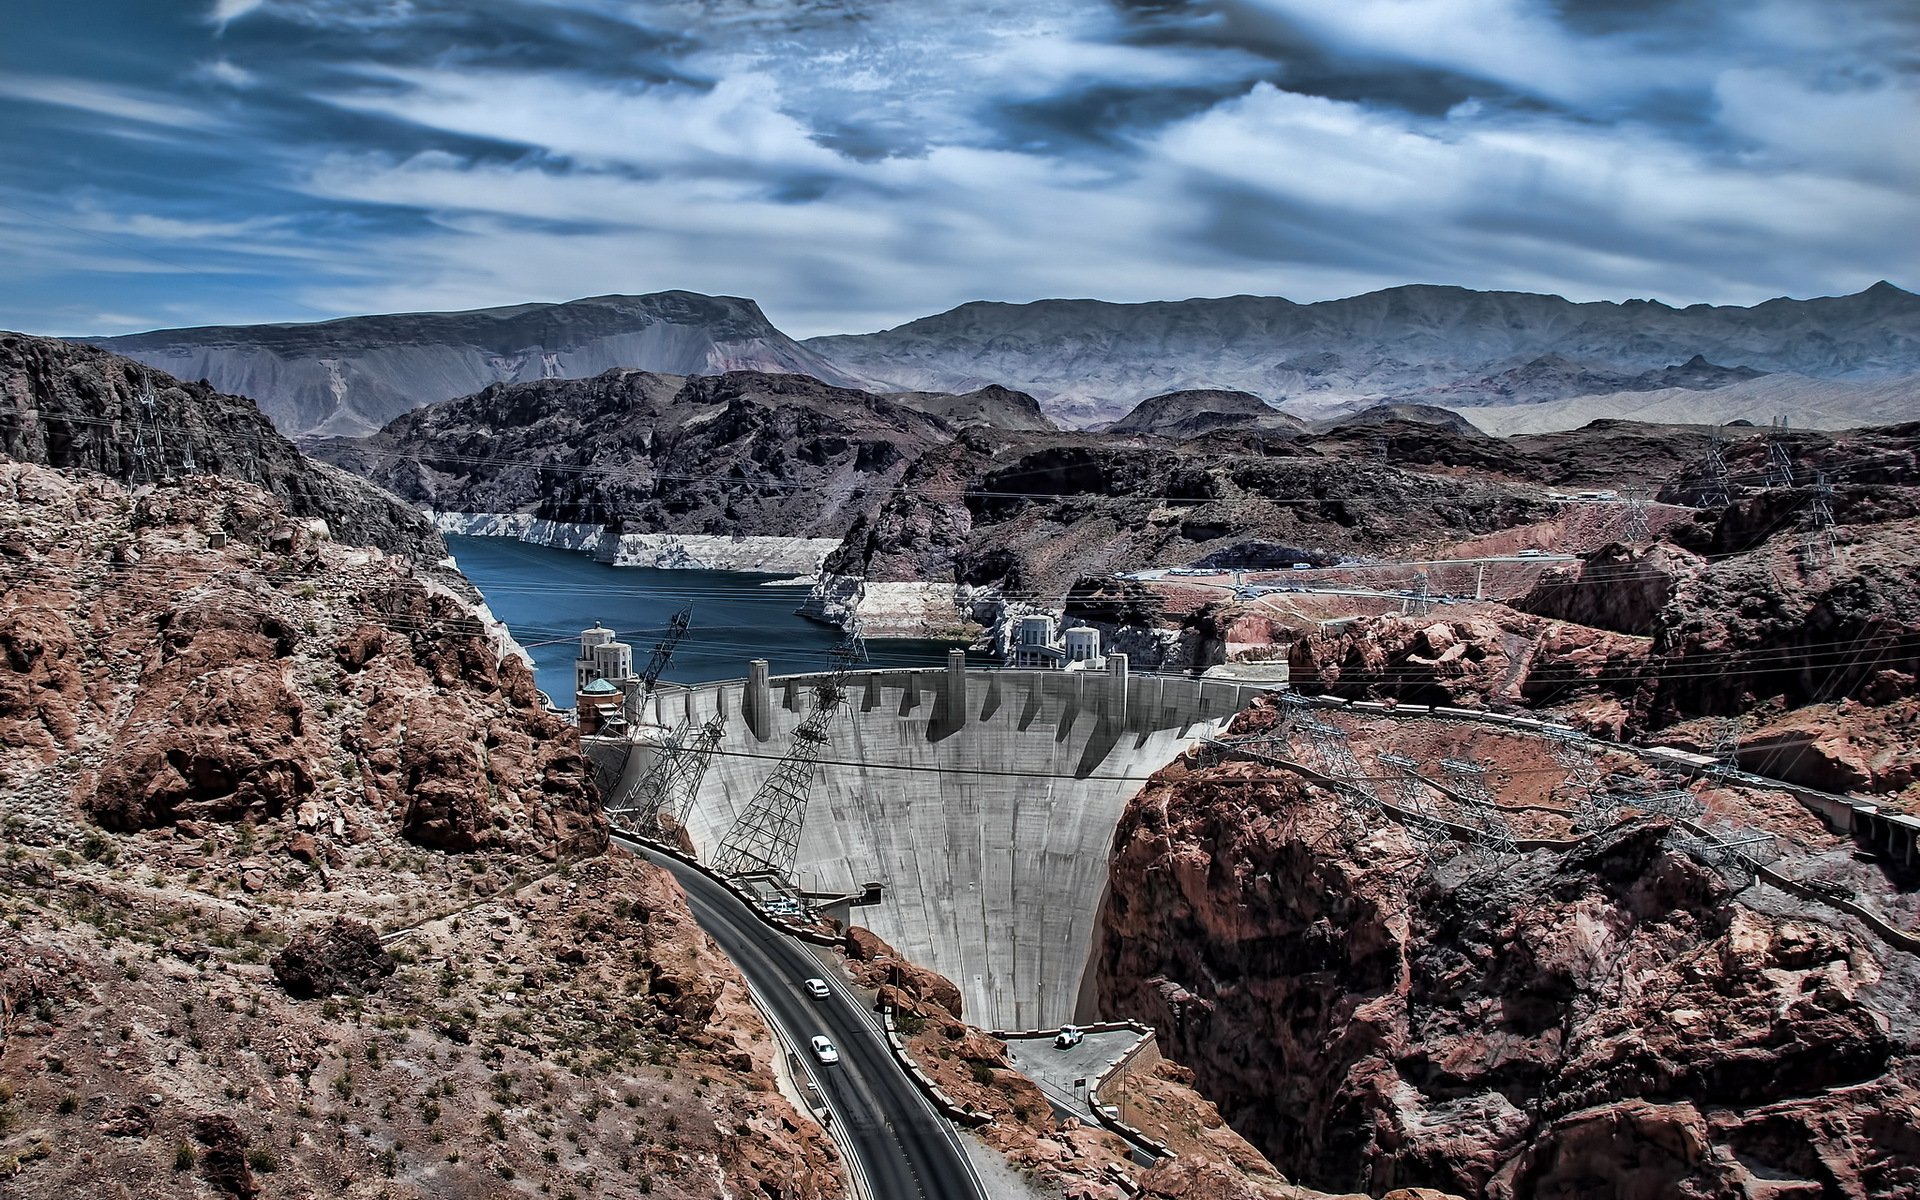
[0,331,446,563]
[1288,608,1649,734]
[0,463,843,1200]
[1096,735,1920,1198]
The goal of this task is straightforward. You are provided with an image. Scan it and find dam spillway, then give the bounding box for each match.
[626,659,1265,1030]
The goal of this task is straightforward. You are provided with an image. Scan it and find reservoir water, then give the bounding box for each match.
[446,534,967,701]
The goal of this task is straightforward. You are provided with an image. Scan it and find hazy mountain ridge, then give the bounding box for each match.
[807,282,1920,426]
[86,291,869,439]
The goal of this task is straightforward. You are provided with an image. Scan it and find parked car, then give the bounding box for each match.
[804,978,831,1000]
[1054,1025,1084,1049]
[810,1036,840,1064]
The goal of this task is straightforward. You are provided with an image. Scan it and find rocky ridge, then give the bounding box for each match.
[807,282,1920,427]
[1095,701,1920,1198]
[87,291,868,438]
[313,368,953,543]
[0,462,842,1198]
[1,332,446,566]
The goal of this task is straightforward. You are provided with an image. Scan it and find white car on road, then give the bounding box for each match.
[810,1035,840,1064]
[804,978,831,999]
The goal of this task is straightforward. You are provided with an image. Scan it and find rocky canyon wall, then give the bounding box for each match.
[1094,705,1920,1198]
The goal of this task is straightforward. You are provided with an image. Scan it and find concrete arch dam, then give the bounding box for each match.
[639,660,1265,1031]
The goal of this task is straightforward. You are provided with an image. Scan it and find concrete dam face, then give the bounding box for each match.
[640,661,1263,1031]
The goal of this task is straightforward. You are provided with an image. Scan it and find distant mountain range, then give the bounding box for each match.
[79,282,1919,437]
[87,291,862,438]
[809,282,1920,426]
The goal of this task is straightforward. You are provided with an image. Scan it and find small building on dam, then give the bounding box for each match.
[599,651,1271,1031]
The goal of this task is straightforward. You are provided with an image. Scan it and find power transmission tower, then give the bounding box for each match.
[660,712,727,830]
[710,625,867,881]
[1696,426,1732,509]
[130,374,163,483]
[1765,417,1795,488]
[1621,481,1652,542]
[1801,473,1838,571]
[1704,716,1743,782]
[1293,714,1385,821]
[607,709,728,835]
[1438,757,1517,864]
[1406,571,1433,617]
[638,605,692,695]
[1630,788,1704,822]
[1546,729,1617,832]
[1670,824,1778,891]
[1375,752,1450,851]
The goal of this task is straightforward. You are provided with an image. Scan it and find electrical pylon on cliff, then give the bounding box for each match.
[660,712,726,830]
[1622,481,1652,542]
[1375,752,1450,851]
[1704,716,1743,782]
[638,606,692,696]
[1405,571,1433,617]
[1546,729,1618,833]
[1802,473,1838,571]
[130,374,164,483]
[606,710,727,835]
[1766,418,1796,488]
[710,624,867,881]
[1670,823,1779,891]
[1438,757,1517,863]
[1696,427,1732,509]
[1293,714,1386,823]
[1630,788,1704,822]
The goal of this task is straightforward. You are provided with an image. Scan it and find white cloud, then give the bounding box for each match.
[281,55,1919,338]
[208,0,266,29]
[324,69,845,174]
[194,58,259,89]
[0,74,221,130]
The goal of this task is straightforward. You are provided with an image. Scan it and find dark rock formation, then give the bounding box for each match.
[1107,389,1307,440]
[0,463,599,857]
[0,331,445,564]
[0,461,844,1200]
[270,918,395,998]
[314,367,951,538]
[191,1114,259,1199]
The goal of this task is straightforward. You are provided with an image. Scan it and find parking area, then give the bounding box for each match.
[1002,1027,1147,1116]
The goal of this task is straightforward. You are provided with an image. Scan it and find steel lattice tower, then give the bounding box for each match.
[710,626,866,880]
[1696,427,1732,509]
[638,606,692,695]
[1670,824,1778,891]
[1406,571,1433,617]
[605,720,688,829]
[130,375,163,483]
[1801,473,1838,571]
[607,711,728,835]
[1766,418,1796,488]
[660,713,727,830]
[1375,752,1449,850]
[1621,481,1652,542]
[1546,730,1617,832]
[1630,788,1704,821]
[1439,757,1517,862]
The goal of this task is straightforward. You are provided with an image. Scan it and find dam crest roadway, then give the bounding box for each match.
[597,657,1266,1031]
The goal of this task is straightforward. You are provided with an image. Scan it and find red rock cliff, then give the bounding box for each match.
[1095,731,1920,1198]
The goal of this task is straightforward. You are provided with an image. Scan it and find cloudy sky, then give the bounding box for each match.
[3,0,1915,337]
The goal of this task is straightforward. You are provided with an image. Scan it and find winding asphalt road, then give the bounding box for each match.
[612,835,985,1200]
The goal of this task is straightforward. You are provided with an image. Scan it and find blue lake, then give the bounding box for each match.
[446,534,967,701]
